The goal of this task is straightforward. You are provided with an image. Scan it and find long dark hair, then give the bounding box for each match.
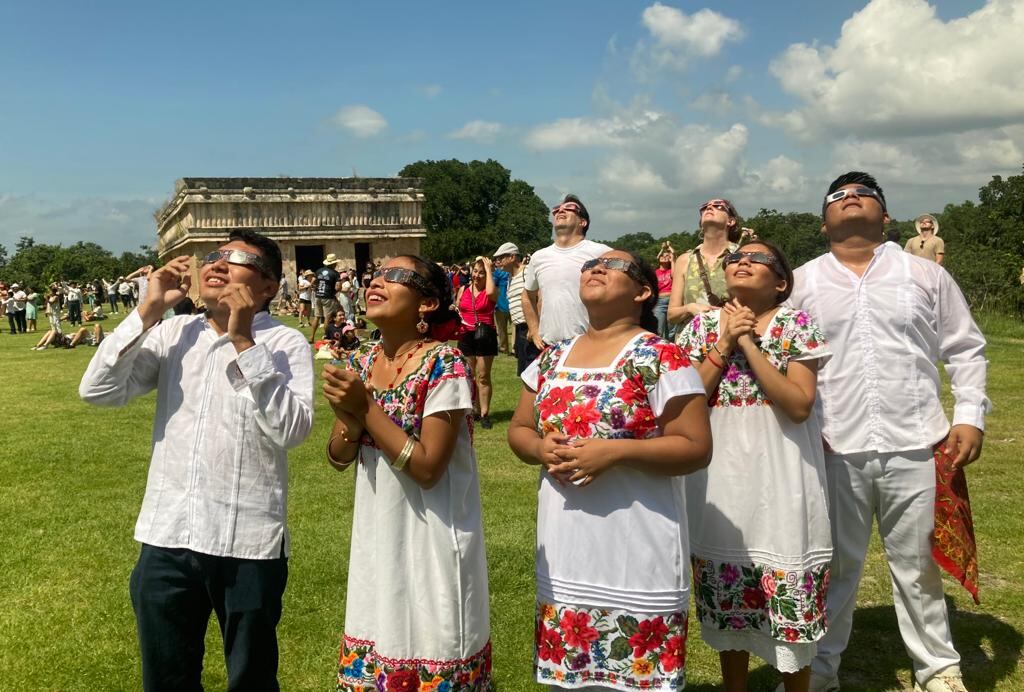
[619,250,660,333]
[395,255,460,338]
[737,238,795,304]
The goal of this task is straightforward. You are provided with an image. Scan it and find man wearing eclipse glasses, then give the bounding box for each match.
[523,193,611,350]
[80,229,314,691]
[904,213,945,265]
[786,172,987,692]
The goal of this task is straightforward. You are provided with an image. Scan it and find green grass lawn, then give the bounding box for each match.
[0,311,1021,691]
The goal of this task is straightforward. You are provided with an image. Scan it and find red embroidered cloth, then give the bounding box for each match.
[932,446,980,604]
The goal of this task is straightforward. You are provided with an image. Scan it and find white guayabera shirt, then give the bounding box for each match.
[789,242,990,455]
[79,310,314,559]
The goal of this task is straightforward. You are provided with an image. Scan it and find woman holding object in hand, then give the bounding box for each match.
[322,255,492,691]
[508,249,712,691]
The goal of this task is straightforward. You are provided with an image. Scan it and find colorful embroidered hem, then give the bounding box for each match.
[337,635,492,691]
[691,557,828,643]
[932,445,980,604]
[535,601,687,690]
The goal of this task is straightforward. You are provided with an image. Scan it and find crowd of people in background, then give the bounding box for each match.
[58,169,985,692]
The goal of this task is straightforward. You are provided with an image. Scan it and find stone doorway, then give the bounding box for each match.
[296,244,325,277]
[354,242,371,276]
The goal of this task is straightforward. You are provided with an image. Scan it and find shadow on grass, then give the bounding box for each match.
[686,599,1023,691]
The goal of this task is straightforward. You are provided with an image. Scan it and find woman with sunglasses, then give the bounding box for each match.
[322,256,492,691]
[675,239,832,692]
[654,242,675,340]
[668,198,741,336]
[509,250,712,691]
[456,256,499,429]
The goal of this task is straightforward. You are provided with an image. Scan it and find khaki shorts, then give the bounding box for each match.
[313,296,340,319]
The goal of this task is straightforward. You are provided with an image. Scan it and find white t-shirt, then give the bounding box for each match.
[298,277,312,301]
[523,238,611,344]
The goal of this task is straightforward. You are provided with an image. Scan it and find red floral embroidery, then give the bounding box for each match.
[624,407,657,438]
[654,342,691,370]
[538,624,567,664]
[658,634,687,673]
[615,376,646,406]
[539,386,575,419]
[563,399,600,438]
[628,617,669,657]
[386,668,421,691]
[558,610,600,649]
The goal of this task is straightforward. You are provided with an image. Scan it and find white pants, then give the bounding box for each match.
[812,449,960,684]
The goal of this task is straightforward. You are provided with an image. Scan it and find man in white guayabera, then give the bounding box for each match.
[80,229,314,692]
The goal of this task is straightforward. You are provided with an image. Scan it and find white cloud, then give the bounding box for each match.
[640,3,744,69]
[767,0,1024,138]
[332,105,388,137]
[418,84,442,99]
[724,65,743,83]
[447,120,504,143]
[690,91,734,116]
[0,195,159,253]
[524,111,665,150]
[599,157,671,195]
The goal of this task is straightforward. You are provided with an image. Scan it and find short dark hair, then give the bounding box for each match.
[563,194,591,234]
[227,229,283,281]
[738,238,795,304]
[824,171,887,216]
[227,229,282,313]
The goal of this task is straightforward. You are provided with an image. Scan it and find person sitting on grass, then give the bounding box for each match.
[323,255,492,691]
[67,324,105,348]
[84,304,106,321]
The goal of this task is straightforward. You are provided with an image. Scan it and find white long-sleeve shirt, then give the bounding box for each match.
[79,309,314,559]
[789,242,990,454]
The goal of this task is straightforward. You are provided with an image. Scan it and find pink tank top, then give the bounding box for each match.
[458,287,496,327]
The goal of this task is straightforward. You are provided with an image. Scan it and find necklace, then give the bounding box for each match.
[376,339,428,388]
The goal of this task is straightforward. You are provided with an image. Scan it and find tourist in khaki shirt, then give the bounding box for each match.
[905,213,945,264]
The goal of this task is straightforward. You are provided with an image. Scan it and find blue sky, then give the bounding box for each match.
[2,0,1021,253]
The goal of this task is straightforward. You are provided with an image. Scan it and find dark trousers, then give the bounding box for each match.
[129,544,288,692]
[7,312,16,334]
[13,309,26,333]
[67,300,82,325]
[514,322,542,376]
[108,293,118,312]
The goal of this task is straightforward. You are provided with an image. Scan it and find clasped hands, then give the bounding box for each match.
[322,363,374,422]
[717,298,759,355]
[536,433,614,487]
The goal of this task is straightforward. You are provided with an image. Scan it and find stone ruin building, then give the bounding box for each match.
[155,177,427,290]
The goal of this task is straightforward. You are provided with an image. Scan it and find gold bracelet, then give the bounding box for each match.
[392,436,416,470]
[711,342,726,358]
[326,434,357,467]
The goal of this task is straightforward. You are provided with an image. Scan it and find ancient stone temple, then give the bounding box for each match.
[155,177,427,287]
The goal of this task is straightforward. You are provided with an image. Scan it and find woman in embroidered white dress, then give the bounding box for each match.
[508,250,713,692]
[675,239,832,692]
[323,255,491,691]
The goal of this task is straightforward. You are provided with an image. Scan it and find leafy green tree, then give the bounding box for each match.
[398,159,550,261]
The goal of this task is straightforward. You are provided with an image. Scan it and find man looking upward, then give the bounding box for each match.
[788,172,988,692]
[523,194,610,350]
[904,213,945,265]
[80,229,314,691]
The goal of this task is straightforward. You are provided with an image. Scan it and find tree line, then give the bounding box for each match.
[3,161,1021,315]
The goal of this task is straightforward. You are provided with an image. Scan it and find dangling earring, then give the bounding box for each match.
[416,314,429,334]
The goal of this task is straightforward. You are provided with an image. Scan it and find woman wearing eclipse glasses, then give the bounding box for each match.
[321,256,492,690]
[675,239,833,692]
[668,198,742,338]
[509,249,711,691]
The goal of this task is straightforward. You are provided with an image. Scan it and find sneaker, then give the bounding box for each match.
[776,673,840,692]
[479,415,493,430]
[914,667,967,692]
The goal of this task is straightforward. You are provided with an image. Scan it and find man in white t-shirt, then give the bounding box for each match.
[523,194,611,349]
